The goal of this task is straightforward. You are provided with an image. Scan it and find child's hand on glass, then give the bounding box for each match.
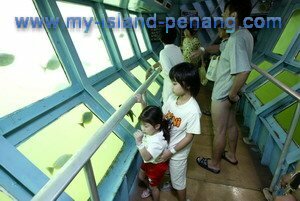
[135,94,145,104]
[134,130,144,144]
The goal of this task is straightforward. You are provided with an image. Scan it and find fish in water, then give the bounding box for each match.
[119,104,136,122]
[47,154,73,175]
[0,53,15,67]
[42,55,61,71]
[78,112,93,128]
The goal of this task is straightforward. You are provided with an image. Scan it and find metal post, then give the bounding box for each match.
[270,102,300,191]
[84,160,100,201]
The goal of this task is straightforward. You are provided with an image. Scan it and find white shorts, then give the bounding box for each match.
[169,158,187,190]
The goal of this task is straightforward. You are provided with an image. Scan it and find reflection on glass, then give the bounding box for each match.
[18,104,123,201]
[295,51,300,62]
[130,14,147,52]
[99,78,141,126]
[106,10,134,60]
[57,2,112,77]
[273,10,300,56]
[131,66,160,96]
[0,1,69,117]
[274,102,300,145]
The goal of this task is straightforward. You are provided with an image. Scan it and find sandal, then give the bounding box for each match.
[202,109,211,116]
[196,157,220,174]
[221,151,238,165]
[141,188,151,199]
[262,188,273,201]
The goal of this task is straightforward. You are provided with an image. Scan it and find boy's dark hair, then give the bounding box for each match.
[225,0,252,24]
[139,106,170,143]
[160,28,177,44]
[169,62,200,97]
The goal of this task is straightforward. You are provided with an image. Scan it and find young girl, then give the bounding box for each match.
[134,105,171,201]
[160,62,202,201]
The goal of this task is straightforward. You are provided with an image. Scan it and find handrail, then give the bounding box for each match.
[251,64,300,101]
[251,64,300,194]
[32,69,161,201]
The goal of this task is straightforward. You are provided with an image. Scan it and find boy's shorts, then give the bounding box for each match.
[169,158,187,190]
[141,161,169,187]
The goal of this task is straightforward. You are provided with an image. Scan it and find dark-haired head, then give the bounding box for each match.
[139,106,170,142]
[224,0,252,24]
[169,62,200,97]
[184,26,197,37]
[160,28,177,44]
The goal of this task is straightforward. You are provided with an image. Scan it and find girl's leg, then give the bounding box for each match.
[139,168,152,199]
[149,186,160,201]
[138,168,149,187]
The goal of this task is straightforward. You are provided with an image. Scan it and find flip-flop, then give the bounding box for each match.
[196,157,220,174]
[141,188,151,199]
[202,109,211,116]
[221,151,238,165]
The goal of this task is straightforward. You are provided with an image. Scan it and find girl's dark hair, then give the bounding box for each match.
[169,62,200,97]
[225,0,252,24]
[139,106,170,143]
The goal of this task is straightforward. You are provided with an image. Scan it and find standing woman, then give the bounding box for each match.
[182,27,202,65]
[182,27,207,86]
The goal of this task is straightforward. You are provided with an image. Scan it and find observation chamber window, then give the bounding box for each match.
[17,104,123,201]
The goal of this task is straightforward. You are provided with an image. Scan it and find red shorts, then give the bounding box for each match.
[141,161,169,187]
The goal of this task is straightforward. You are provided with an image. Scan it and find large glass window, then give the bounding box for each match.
[246,60,273,84]
[254,70,299,105]
[130,14,148,52]
[18,104,123,201]
[99,79,142,126]
[106,10,134,60]
[0,187,15,201]
[131,66,160,96]
[57,2,112,77]
[272,10,300,56]
[0,1,69,117]
[274,102,300,146]
[295,51,300,62]
[147,58,157,66]
[103,0,122,7]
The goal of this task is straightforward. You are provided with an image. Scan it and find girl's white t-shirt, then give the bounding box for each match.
[162,96,201,160]
[142,131,168,163]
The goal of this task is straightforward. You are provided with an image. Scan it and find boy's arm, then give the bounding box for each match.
[160,133,194,161]
[135,94,146,110]
[172,133,194,152]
